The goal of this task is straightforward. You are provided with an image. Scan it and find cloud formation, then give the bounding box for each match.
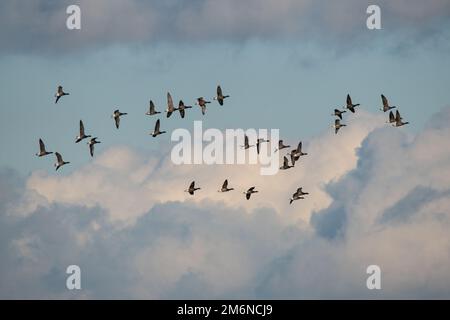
[1,106,450,298]
[1,0,450,54]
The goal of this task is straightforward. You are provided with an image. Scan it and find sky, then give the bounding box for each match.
[1,0,450,299]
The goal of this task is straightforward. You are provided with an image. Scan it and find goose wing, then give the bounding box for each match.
[381,94,388,107]
[79,120,85,136]
[389,111,395,122]
[245,135,249,147]
[246,193,251,200]
[217,85,222,97]
[335,119,340,126]
[115,115,120,129]
[346,94,352,106]
[155,119,160,132]
[55,152,63,163]
[189,181,195,189]
[248,186,255,192]
[222,179,228,189]
[283,156,289,167]
[89,143,94,157]
[167,92,174,112]
[395,110,401,121]
[150,100,155,113]
[39,139,46,153]
[297,141,302,153]
[57,86,63,94]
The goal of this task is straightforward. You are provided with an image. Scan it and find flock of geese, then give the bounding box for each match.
[332,94,409,134]
[35,86,409,204]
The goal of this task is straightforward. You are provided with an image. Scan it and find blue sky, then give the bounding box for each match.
[1,0,450,299]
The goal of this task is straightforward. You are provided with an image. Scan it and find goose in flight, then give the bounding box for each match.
[333,109,346,120]
[256,138,269,154]
[87,137,101,157]
[288,141,308,162]
[36,139,53,157]
[243,187,258,200]
[196,97,211,115]
[146,100,161,116]
[280,156,294,170]
[112,109,127,129]
[345,94,360,113]
[165,92,178,118]
[241,135,254,150]
[393,110,409,127]
[213,85,230,106]
[178,100,193,119]
[387,110,396,124]
[218,179,234,192]
[55,85,69,104]
[334,119,346,134]
[380,94,396,112]
[290,187,309,204]
[274,140,290,153]
[185,181,201,195]
[75,120,91,143]
[150,119,166,137]
[54,152,70,171]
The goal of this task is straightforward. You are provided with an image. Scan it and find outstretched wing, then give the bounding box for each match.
[389,111,395,122]
[189,181,195,189]
[39,139,46,153]
[297,141,302,153]
[79,120,85,136]
[246,193,251,200]
[222,179,228,189]
[155,119,160,132]
[217,85,222,97]
[55,152,63,162]
[89,143,94,157]
[248,186,255,192]
[179,109,185,118]
[245,135,249,147]
[395,110,401,121]
[283,156,289,167]
[167,92,174,112]
[346,94,352,106]
[150,100,155,113]
[381,94,388,107]
[115,116,120,129]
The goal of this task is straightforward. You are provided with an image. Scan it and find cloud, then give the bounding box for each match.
[2,107,450,298]
[1,0,450,55]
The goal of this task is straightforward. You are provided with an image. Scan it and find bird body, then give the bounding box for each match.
[36,139,53,157]
[150,119,166,137]
[178,100,192,119]
[380,94,396,112]
[274,140,290,153]
[146,100,161,116]
[196,97,211,115]
[213,85,230,106]
[218,179,234,192]
[87,137,101,157]
[243,186,258,200]
[75,120,91,143]
[345,94,360,113]
[290,187,309,204]
[166,92,178,118]
[185,181,201,195]
[333,109,347,120]
[112,109,127,129]
[393,110,409,127]
[54,152,70,171]
[280,156,294,170]
[55,85,69,104]
[334,119,346,134]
